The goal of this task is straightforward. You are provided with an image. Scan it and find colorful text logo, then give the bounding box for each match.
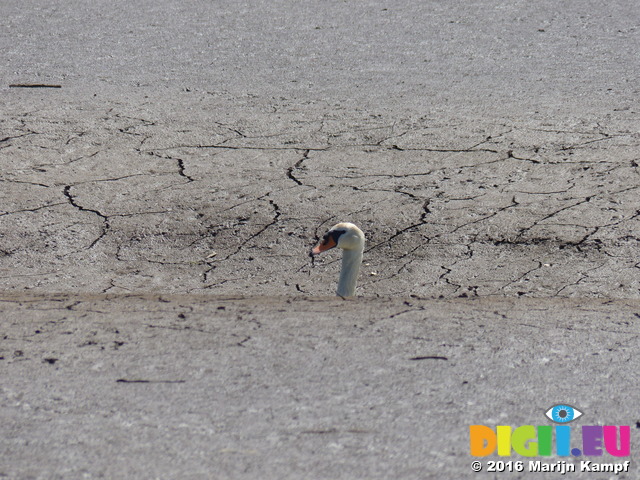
[470,404,630,457]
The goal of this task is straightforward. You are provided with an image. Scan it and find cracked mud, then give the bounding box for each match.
[2,1,640,479]
[1,94,638,297]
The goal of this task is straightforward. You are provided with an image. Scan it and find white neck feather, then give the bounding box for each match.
[336,248,363,297]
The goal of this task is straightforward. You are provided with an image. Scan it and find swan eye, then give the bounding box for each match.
[330,229,346,242]
[545,404,583,423]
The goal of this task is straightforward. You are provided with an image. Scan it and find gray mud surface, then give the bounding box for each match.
[2,294,640,479]
[1,0,639,478]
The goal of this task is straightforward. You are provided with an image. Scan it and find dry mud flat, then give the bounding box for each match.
[1,294,640,479]
[2,0,640,478]
[1,92,639,298]
[1,1,639,298]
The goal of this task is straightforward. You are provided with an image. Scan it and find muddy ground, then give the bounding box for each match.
[1,0,639,478]
[2,91,639,297]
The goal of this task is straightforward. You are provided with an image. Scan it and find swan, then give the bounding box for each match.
[310,222,365,297]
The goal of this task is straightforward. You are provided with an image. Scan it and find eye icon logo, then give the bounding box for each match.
[545,404,583,424]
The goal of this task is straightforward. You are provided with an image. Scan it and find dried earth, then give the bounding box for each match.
[1,0,639,478]
[2,294,640,479]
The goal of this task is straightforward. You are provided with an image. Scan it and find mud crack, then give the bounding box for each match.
[62,185,110,248]
[286,149,310,186]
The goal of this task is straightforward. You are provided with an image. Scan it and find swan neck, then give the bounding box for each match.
[337,248,362,297]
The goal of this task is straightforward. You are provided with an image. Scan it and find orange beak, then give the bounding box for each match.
[311,235,337,256]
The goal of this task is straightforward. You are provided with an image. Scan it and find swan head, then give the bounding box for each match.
[310,222,365,256]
